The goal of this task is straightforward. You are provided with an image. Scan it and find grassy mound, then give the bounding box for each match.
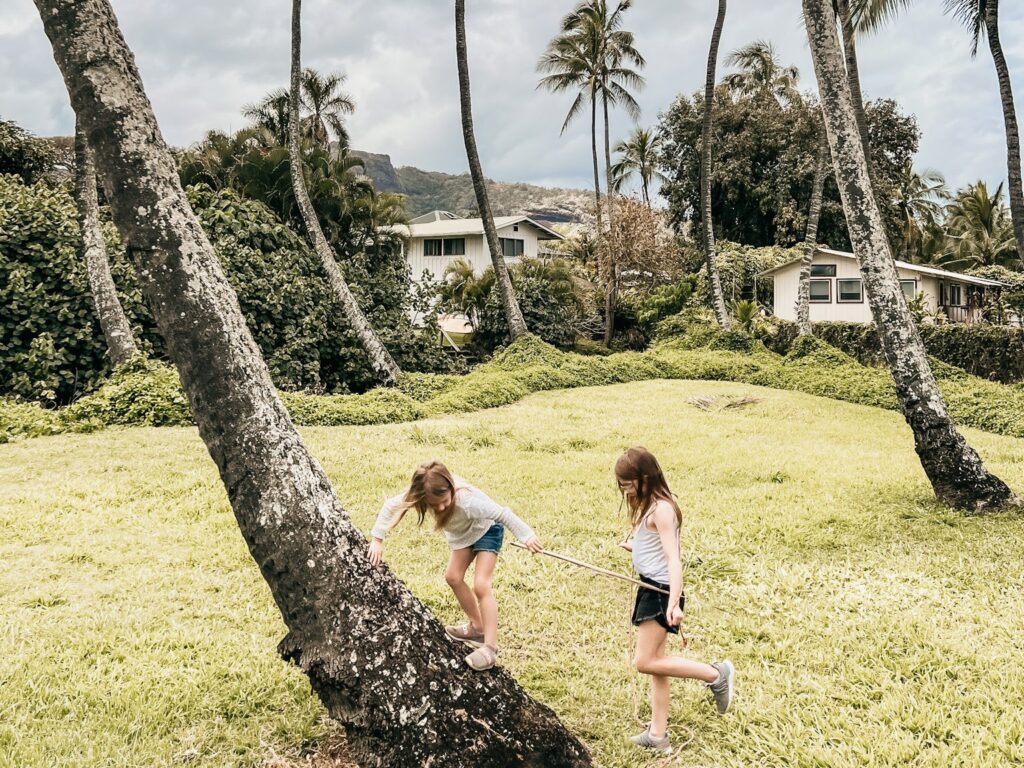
[5,328,1024,444]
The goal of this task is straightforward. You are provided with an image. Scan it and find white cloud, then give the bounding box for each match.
[3,0,1022,193]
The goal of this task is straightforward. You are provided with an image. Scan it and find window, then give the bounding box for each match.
[900,279,917,300]
[837,279,863,302]
[949,284,962,306]
[513,224,520,232]
[423,238,442,256]
[499,237,524,258]
[810,264,837,277]
[809,279,831,302]
[442,238,465,256]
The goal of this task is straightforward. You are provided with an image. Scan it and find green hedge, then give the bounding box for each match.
[763,320,1024,384]
[5,330,1024,446]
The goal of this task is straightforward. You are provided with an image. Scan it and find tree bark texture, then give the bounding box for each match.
[796,127,830,335]
[590,88,604,234]
[835,0,873,182]
[74,115,138,365]
[803,0,1016,510]
[701,0,732,330]
[602,92,618,345]
[288,0,400,387]
[985,0,1024,267]
[455,0,528,341]
[34,2,592,765]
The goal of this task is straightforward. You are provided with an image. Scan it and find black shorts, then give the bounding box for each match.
[631,575,685,635]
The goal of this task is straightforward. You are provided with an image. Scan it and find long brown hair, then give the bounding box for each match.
[615,447,682,528]
[391,460,458,531]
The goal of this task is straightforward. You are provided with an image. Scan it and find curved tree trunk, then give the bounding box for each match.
[34,2,592,765]
[74,116,138,365]
[985,0,1024,268]
[796,127,830,335]
[835,0,873,180]
[289,0,400,387]
[602,92,618,345]
[455,0,528,341]
[701,0,732,330]
[803,0,1016,511]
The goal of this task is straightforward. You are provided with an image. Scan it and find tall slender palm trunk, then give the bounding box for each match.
[984,0,1024,267]
[590,88,604,232]
[34,1,592,764]
[74,116,138,365]
[701,0,732,330]
[803,0,1016,510]
[835,0,873,179]
[455,0,528,340]
[796,128,830,335]
[602,92,618,345]
[289,0,400,387]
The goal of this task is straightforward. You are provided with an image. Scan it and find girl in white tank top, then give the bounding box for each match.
[615,447,735,755]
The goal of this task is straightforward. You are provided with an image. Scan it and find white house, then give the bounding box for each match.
[394,210,564,281]
[759,247,1007,324]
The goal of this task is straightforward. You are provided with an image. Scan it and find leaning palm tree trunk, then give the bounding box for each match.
[289,0,400,386]
[701,0,732,330]
[796,128,830,335]
[35,1,592,764]
[803,0,1016,510]
[602,91,618,345]
[985,0,1024,267]
[74,116,138,365]
[455,0,528,341]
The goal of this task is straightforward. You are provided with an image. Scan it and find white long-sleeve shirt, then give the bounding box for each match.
[370,483,535,550]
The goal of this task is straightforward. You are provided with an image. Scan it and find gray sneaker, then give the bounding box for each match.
[708,660,734,714]
[629,724,672,755]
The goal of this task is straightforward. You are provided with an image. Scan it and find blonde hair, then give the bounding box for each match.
[389,460,458,532]
[615,447,682,528]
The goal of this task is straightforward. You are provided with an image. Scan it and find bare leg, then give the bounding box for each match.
[444,548,481,630]
[634,620,719,736]
[472,551,499,648]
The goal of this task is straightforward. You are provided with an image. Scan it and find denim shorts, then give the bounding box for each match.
[631,574,685,635]
[471,523,505,554]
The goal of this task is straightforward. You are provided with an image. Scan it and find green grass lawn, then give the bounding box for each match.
[3,380,1024,767]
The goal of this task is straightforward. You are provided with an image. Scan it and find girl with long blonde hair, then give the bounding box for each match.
[368,460,543,671]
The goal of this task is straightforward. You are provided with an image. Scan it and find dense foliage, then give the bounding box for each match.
[0,174,157,403]
[7,329,1024,447]
[0,119,61,184]
[0,170,448,404]
[658,89,919,251]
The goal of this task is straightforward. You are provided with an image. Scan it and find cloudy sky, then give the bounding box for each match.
[3,1,1022,194]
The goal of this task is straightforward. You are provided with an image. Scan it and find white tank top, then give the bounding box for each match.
[631,504,678,585]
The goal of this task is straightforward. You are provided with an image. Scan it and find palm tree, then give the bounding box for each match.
[701,0,732,329]
[943,181,1018,269]
[796,127,831,335]
[610,126,665,205]
[455,0,528,341]
[74,116,138,364]
[893,164,949,260]
[243,88,291,146]
[722,40,801,105]
[299,68,355,149]
[243,68,354,151]
[541,1,645,344]
[803,0,1015,510]
[854,0,1024,266]
[288,0,400,386]
[836,0,874,178]
[537,21,604,233]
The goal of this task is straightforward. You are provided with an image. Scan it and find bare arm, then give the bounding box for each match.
[367,492,406,566]
[652,501,683,626]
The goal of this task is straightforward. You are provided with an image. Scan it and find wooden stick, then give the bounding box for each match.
[510,541,671,596]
